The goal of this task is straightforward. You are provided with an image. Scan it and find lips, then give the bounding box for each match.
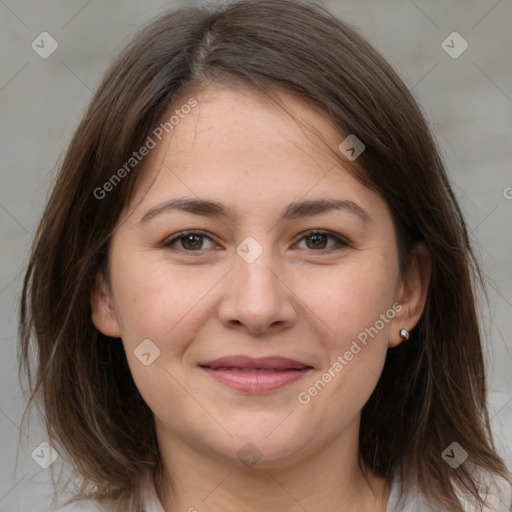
[199,356,313,393]
[200,355,311,371]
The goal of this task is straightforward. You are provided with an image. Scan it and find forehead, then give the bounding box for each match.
[171,84,341,164]
[121,83,377,221]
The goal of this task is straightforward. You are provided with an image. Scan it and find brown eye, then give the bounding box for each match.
[305,233,329,249]
[180,234,204,250]
[163,231,216,251]
[295,231,350,252]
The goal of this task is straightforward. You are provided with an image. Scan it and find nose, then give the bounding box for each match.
[217,244,298,336]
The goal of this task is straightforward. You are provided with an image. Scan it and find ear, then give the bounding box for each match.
[389,242,432,347]
[90,270,122,338]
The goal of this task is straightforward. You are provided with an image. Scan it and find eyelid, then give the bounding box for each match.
[162,229,352,253]
[162,230,219,250]
[294,230,352,251]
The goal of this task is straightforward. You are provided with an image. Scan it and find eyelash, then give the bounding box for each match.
[162,230,351,254]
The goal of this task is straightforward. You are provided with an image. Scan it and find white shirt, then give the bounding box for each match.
[385,469,512,511]
[51,468,512,511]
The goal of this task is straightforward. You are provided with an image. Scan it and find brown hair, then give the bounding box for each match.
[18,0,511,510]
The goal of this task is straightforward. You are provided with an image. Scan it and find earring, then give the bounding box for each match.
[400,328,410,341]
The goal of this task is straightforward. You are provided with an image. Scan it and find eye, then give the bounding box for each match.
[294,230,350,252]
[163,231,218,251]
[162,229,351,254]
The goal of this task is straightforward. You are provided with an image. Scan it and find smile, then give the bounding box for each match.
[198,356,314,393]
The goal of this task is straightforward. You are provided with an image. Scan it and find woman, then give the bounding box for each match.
[18,0,512,511]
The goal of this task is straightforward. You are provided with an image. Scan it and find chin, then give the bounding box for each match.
[213,424,318,470]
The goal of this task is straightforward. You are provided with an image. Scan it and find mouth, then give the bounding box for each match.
[198,356,314,393]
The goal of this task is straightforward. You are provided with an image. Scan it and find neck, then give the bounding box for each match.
[154,421,391,512]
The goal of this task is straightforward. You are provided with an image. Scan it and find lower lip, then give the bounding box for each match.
[200,367,312,393]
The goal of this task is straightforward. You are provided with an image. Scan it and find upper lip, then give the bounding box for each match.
[199,356,313,371]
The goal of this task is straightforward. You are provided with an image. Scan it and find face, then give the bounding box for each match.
[91,83,428,469]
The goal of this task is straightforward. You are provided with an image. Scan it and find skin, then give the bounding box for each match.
[91,83,431,512]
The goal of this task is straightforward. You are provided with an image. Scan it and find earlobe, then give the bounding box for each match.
[90,271,122,338]
[389,242,432,347]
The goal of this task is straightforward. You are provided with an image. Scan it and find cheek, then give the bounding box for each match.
[110,248,214,342]
[311,254,398,344]
[108,250,224,405]
[299,253,398,409]
[109,259,204,425]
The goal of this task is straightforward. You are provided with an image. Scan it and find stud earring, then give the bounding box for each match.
[400,328,410,341]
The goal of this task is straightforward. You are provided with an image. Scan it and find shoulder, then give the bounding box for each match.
[49,498,115,512]
[475,473,512,512]
[387,467,512,511]
[48,470,165,512]
[453,473,512,511]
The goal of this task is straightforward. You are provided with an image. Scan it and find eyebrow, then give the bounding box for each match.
[138,197,370,225]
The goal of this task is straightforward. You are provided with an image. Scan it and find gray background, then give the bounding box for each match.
[1,0,511,510]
